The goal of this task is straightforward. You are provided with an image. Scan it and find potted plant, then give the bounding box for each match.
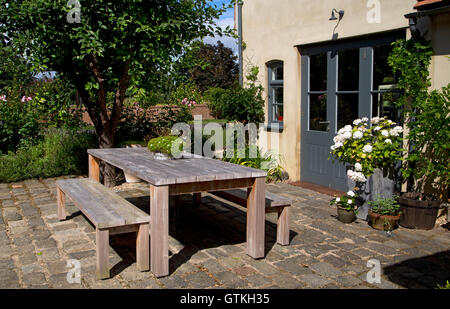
[330,191,358,223]
[329,116,403,220]
[147,135,186,160]
[117,141,147,183]
[368,196,401,231]
[388,38,449,230]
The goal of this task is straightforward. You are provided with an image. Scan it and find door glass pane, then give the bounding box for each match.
[274,87,283,104]
[309,93,327,131]
[373,45,396,91]
[310,53,327,91]
[337,94,358,130]
[372,92,400,123]
[338,49,359,91]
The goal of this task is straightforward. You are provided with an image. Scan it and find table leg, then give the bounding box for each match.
[150,185,169,277]
[246,177,265,259]
[88,155,100,182]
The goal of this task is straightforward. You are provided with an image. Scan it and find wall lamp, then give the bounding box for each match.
[329,9,345,21]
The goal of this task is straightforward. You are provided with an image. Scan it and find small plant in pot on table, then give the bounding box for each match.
[330,191,358,224]
[368,196,401,231]
[147,135,186,160]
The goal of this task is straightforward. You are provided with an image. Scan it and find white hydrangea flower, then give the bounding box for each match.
[361,117,369,122]
[362,145,373,153]
[344,125,352,132]
[347,170,367,183]
[347,190,355,197]
[334,135,344,143]
[371,117,381,124]
[342,131,352,140]
[381,130,389,137]
[353,131,363,139]
[393,126,403,133]
[353,119,362,126]
[348,199,352,204]
[385,139,392,144]
[355,162,362,172]
[334,141,343,148]
[338,128,346,135]
[336,197,340,202]
[373,126,381,131]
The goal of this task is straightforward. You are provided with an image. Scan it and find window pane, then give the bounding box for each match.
[372,92,400,123]
[309,94,327,131]
[373,45,396,91]
[310,53,327,91]
[274,87,283,104]
[272,65,283,81]
[338,49,359,91]
[337,94,358,130]
[274,105,284,122]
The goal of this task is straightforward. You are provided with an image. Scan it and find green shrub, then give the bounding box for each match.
[223,145,285,183]
[368,196,401,216]
[147,135,185,157]
[0,129,96,183]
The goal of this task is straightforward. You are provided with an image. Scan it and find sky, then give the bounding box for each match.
[204,0,238,54]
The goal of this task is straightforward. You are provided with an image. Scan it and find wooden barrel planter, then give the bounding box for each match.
[398,193,441,230]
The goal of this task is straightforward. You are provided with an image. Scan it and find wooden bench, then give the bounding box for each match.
[56,178,150,279]
[209,189,291,246]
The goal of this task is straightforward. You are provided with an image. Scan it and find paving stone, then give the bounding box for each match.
[21,263,44,275]
[232,266,257,277]
[0,270,20,288]
[0,258,15,269]
[298,273,331,288]
[159,275,189,289]
[185,271,216,289]
[333,275,363,287]
[309,261,343,277]
[3,208,22,221]
[214,271,249,288]
[129,279,163,289]
[200,259,228,274]
[23,272,47,287]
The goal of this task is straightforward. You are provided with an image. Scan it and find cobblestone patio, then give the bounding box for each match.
[0,176,449,289]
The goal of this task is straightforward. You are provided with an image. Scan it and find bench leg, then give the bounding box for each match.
[89,154,100,182]
[150,185,169,277]
[193,192,202,205]
[277,206,290,246]
[56,187,67,221]
[96,228,110,280]
[136,223,149,272]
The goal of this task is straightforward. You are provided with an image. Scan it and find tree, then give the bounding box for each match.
[0,0,229,186]
[181,40,238,91]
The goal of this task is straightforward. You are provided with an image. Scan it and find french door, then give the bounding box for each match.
[300,31,404,191]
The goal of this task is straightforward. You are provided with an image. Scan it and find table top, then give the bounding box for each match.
[88,148,267,186]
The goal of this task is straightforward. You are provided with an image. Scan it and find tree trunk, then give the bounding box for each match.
[98,130,116,188]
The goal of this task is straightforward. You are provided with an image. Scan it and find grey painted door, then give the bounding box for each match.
[299,31,404,191]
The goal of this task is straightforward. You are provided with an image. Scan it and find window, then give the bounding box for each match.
[268,61,284,124]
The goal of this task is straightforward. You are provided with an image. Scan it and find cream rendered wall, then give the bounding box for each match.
[429,12,450,90]
[242,0,416,181]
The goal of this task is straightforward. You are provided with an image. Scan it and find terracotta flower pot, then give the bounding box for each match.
[368,210,400,231]
[337,207,356,224]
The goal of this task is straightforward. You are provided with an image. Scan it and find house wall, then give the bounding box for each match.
[429,12,450,90]
[242,0,417,181]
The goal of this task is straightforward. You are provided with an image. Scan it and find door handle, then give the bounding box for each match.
[319,121,330,124]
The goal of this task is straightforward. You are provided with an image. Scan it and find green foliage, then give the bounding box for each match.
[388,38,449,197]
[0,92,41,153]
[147,135,185,157]
[223,145,285,183]
[436,280,450,289]
[0,0,230,152]
[180,40,239,91]
[0,129,96,183]
[329,117,403,178]
[204,65,264,124]
[368,196,401,216]
[330,191,359,214]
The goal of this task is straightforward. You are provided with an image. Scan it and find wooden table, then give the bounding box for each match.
[87,148,267,277]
